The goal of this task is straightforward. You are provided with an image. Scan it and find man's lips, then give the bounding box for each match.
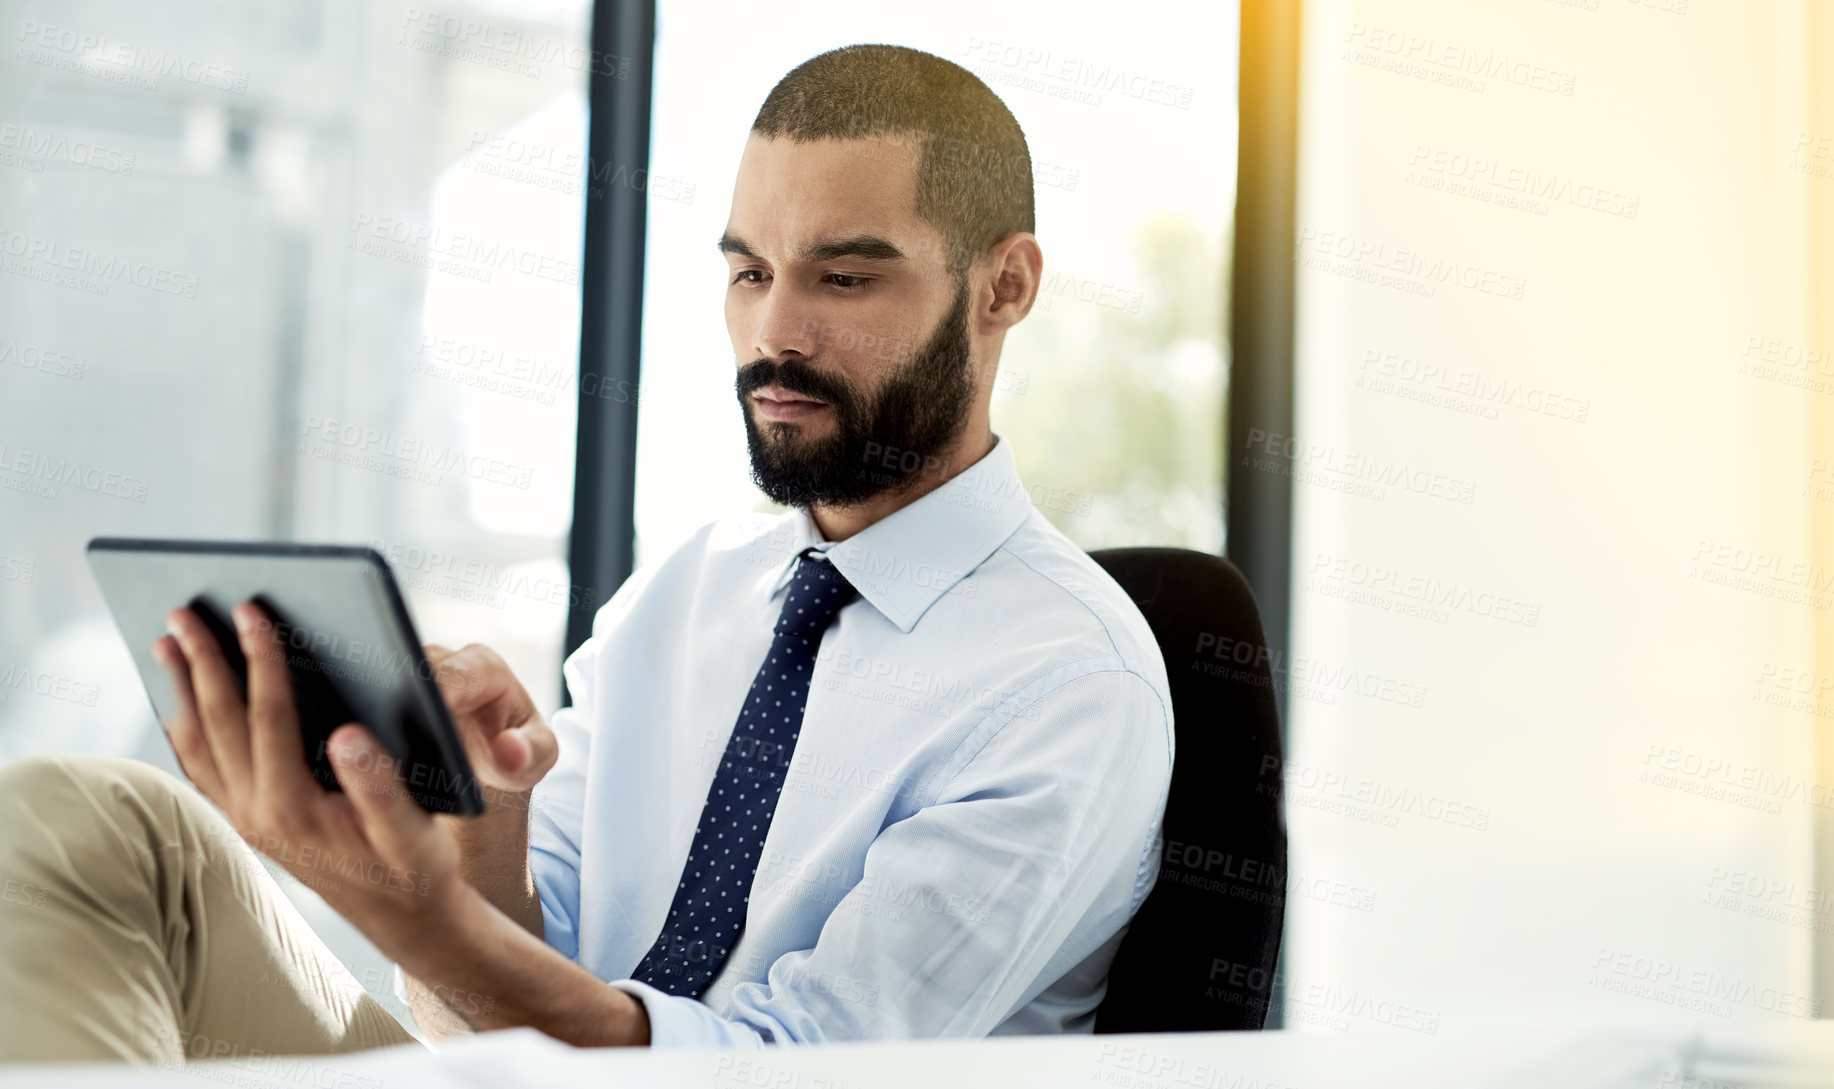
[752,385,830,423]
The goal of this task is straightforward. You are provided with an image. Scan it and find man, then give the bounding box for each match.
[0,43,1172,1060]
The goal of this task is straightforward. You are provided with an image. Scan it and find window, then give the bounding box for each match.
[0,0,594,1031]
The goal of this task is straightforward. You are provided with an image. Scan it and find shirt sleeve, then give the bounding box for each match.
[607,667,1173,1049]
[528,562,659,961]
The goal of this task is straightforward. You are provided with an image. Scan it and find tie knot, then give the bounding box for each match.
[776,549,857,638]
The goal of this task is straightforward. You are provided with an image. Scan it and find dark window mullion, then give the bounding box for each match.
[564,0,656,696]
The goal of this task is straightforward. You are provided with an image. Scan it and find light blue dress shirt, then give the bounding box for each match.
[526,432,1174,1048]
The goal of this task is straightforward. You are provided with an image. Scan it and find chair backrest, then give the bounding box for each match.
[1087,547,1286,1032]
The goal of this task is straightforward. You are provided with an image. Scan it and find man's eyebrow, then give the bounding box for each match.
[800,235,907,263]
[715,232,908,264]
[715,232,757,258]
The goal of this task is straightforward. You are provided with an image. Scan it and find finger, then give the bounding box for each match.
[430,644,503,716]
[324,722,430,861]
[493,719,557,785]
[167,607,253,802]
[235,601,311,809]
[492,730,530,776]
[151,635,227,801]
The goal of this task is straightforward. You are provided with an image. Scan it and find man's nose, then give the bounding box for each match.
[750,285,821,363]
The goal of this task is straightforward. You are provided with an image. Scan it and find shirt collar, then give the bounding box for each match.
[758,432,1033,634]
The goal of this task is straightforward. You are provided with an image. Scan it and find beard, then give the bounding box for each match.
[735,277,974,510]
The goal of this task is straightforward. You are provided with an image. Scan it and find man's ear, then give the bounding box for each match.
[982,232,1043,330]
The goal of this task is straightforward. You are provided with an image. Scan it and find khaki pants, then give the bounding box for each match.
[0,751,428,1065]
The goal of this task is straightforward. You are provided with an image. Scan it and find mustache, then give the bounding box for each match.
[736,358,850,404]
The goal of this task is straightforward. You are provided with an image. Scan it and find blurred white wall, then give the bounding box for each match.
[1286,0,1834,1029]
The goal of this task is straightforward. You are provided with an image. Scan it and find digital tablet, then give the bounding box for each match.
[86,537,487,818]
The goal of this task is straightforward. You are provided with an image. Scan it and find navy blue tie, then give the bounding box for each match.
[632,547,857,998]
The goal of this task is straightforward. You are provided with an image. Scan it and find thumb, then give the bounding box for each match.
[325,723,428,857]
[492,729,530,776]
[490,720,557,789]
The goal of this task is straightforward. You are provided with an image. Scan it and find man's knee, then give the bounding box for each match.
[0,750,184,804]
[0,752,197,857]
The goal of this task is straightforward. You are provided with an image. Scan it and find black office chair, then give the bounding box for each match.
[1087,547,1286,1033]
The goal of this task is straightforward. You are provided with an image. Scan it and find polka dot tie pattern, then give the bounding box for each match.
[630,547,858,999]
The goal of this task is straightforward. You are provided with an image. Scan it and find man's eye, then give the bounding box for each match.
[826,274,867,291]
[730,270,765,285]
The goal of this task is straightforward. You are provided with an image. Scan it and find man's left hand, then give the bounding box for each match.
[152,601,462,941]
[151,600,649,1047]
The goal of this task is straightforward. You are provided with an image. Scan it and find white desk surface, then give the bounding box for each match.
[2,1018,1830,1088]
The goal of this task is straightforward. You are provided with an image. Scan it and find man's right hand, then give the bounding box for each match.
[409,642,554,1028]
[423,643,559,804]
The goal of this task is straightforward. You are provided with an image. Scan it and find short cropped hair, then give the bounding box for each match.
[751,44,1035,278]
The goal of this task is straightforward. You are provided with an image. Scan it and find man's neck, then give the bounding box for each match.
[809,426,997,542]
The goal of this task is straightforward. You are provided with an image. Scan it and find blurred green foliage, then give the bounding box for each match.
[996,211,1228,553]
